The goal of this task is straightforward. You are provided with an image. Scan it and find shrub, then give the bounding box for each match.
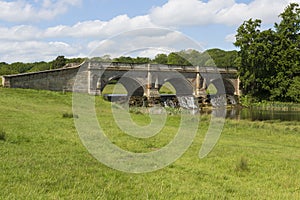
[0,129,6,141]
[62,112,79,118]
[235,156,249,172]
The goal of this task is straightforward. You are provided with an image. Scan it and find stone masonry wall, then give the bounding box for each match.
[2,66,88,93]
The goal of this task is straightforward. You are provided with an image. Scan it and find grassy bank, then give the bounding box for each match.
[240,95,300,111]
[251,101,300,111]
[0,88,300,199]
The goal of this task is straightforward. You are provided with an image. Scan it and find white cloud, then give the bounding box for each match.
[0,40,82,63]
[0,14,158,62]
[89,29,204,58]
[1,0,299,63]
[0,0,81,22]
[225,33,236,43]
[150,0,299,26]
[0,25,41,41]
[0,14,156,41]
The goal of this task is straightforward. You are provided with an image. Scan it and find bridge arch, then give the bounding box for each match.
[160,77,194,96]
[101,75,146,97]
[208,78,235,95]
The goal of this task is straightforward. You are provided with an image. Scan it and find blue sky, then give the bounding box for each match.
[0,0,298,63]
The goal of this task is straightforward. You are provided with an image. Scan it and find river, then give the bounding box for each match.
[211,107,300,121]
[103,94,299,122]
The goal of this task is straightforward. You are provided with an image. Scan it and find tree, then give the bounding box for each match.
[271,3,300,101]
[204,48,238,68]
[167,52,191,65]
[234,18,264,99]
[287,76,300,102]
[153,54,168,64]
[234,3,300,102]
[134,57,151,64]
[52,56,66,69]
[113,56,134,63]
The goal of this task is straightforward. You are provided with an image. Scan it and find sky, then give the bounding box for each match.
[0,0,298,63]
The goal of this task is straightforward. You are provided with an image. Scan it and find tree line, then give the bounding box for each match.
[0,49,239,76]
[0,56,85,76]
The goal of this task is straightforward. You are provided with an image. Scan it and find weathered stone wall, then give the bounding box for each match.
[2,66,88,92]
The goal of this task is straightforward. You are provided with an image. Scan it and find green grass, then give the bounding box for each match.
[251,101,300,111]
[159,82,176,94]
[207,83,217,95]
[102,83,127,94]
[0,88,300,199]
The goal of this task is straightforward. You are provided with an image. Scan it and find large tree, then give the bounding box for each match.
[234,3,300,102]
[52,56,66,69]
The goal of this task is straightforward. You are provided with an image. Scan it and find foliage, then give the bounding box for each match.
[90,55,112,62]
[51,55,66,69]
[62,112,78,119]
[287,76,300,102]
[235,3,300,102]
[204,49,239,68]
[153,53,168,64]
[0,62,34,75]
[0,57,85,76]
[66,57,85,64]
[0,48,239,76]
[235,156,249,172]
[251,101,300,111]
[167,49,239,68]
[167,52,191,65]
[113,56,151,64]
[0,128,6,141]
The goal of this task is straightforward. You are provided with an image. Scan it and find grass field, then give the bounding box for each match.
[0,88,300,199]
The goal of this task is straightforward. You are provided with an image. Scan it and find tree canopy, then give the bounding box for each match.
[234,3,300,102]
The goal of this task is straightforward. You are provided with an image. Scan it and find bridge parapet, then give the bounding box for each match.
[87,61,237,74]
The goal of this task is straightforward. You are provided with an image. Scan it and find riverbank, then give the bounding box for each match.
[250,101,300,111]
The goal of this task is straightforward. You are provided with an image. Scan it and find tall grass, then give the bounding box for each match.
[251,101,300,111]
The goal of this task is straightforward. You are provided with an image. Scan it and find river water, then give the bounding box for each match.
[103,94,299,122]
[208,107,300,122]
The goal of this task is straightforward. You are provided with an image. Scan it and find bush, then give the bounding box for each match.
[235,156,249,172]
[0,129,6,141]
[62,112,78,118]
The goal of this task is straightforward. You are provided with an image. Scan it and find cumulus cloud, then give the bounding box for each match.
[150,0,299,26]
[0,0,81,22]
[0,14,158,62]
[0,40,81,63]
[0,25,41,41]
[1,0,298,63]
[0,15,155,42]
[89,28,204,58]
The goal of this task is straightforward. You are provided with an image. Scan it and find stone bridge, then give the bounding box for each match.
[85,62,240,98]
[2,61,240,100]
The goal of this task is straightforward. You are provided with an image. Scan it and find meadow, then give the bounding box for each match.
[0,88,300,199]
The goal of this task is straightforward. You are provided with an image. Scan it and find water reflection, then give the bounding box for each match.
[203,107,300,121]
[103,94,299,121]
[239,108,300,121]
